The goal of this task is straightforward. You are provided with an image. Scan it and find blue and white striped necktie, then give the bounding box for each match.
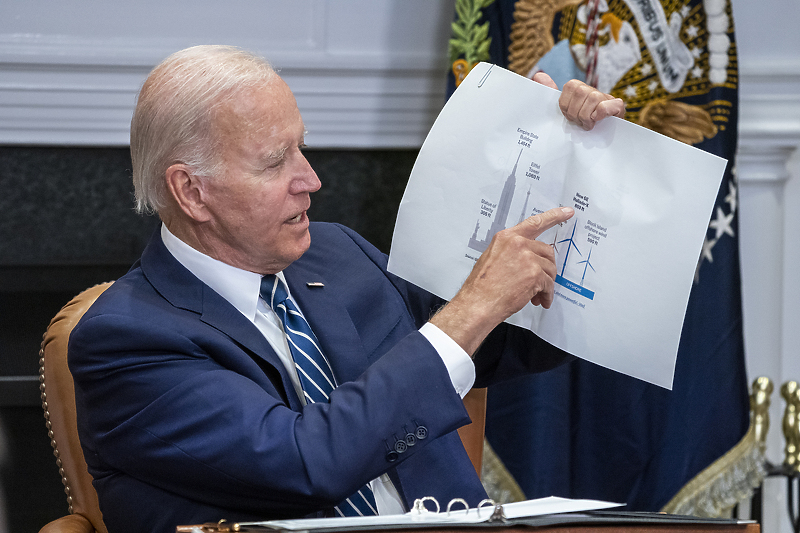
[260,275,378,517]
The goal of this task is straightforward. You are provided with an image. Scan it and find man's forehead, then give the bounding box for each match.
[213,80,302,136]
[209,85,306,166]
[218,80,288,117]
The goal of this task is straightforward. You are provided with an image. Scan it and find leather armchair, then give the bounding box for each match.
[459,388,487,477]
[39,283,112,533]
[36,282,486,532]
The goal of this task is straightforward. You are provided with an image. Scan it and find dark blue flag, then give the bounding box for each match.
[447,0,752,513]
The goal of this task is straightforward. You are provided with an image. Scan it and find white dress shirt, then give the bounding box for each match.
[160,224,475,514]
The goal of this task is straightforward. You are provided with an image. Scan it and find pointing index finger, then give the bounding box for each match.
[518,206,574,239]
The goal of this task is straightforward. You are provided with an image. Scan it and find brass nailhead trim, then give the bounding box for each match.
[39,339,75,515]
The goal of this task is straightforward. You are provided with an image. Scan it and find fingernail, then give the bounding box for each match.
[561,207,574,215]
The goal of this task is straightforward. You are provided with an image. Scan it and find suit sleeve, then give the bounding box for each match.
[69,301,470,518]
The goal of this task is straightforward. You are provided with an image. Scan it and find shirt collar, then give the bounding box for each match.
[160,224,288,322]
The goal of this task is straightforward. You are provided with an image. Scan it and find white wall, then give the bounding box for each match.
[0,0,456,146]
[1,0,798,531]
[732,0,800,533]
[731,0,800,531]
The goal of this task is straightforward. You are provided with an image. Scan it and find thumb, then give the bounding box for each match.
[532,71,559,90]
[590,98,626,121]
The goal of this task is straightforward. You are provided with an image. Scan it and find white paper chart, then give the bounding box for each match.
[388,63,726,389]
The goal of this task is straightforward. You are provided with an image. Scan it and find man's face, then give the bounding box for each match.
[199,78,321,274]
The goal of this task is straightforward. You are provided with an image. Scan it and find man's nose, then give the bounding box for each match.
[290,155,321,194]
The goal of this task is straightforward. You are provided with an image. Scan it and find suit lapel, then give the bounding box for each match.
[139,230,303,411]
[283,262,371,384]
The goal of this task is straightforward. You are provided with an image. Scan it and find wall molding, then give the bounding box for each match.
[0,54,450,147]
[0,0,455,148]
[0,60,449,147]
[737,58,800,172]
[0,35,798,149]
[737,142,800,183]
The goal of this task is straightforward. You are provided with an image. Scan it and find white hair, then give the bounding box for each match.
[130,45,277,214]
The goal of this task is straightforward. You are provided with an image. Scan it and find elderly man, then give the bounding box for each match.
[69,45,624,533]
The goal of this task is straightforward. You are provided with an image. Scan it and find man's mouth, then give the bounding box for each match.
[287,212,304,224]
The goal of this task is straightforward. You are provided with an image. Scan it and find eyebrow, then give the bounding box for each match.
[264,145,288,161]
[261,126,307,162]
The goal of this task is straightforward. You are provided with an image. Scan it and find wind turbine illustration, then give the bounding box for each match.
[557,219,582,277]
[577,247,596,286]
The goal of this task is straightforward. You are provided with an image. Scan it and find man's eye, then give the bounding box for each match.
[263,159,284,171]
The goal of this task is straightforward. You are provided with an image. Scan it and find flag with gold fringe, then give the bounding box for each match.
[447,0,760,514]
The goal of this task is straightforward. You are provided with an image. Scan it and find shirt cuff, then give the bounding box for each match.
[419,322,475,399]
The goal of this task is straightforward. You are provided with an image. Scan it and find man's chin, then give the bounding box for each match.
[287,230,313,263]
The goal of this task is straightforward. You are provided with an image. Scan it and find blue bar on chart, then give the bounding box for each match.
[555,275,595,301]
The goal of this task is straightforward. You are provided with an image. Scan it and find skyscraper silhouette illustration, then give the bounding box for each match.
[517,186,531,225]
[468,149,524,253]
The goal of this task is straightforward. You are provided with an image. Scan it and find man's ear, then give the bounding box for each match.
[165,164,212,222]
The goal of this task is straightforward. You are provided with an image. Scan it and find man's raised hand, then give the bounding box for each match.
[431,206,574,356]
[532,72,625,131]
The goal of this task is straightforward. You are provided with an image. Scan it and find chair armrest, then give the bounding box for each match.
[39,514,95,533]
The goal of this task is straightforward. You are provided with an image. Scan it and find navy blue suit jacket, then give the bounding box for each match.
[69,222,569,533]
